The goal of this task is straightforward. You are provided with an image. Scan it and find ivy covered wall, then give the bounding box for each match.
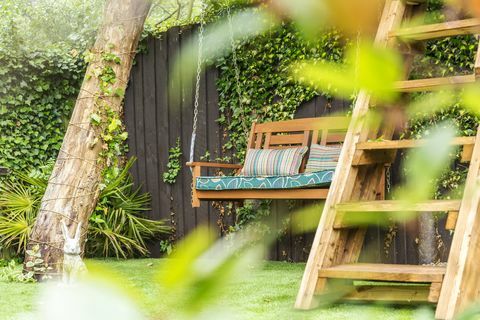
[0,49,85,171]
[215,24,346,161]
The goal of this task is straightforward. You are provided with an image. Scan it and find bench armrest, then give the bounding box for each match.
[186,162,243,169]
[188,162,242,208]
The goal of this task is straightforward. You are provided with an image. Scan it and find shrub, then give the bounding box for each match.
[0,158,170,259]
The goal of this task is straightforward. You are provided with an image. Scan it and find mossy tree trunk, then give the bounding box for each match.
[24,0,152,278]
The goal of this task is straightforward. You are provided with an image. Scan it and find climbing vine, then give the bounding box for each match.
[215,23,347,162]
[408,0,479,198]
[84,48,130,186]
[0,48,85,172]
[163,138,182,184]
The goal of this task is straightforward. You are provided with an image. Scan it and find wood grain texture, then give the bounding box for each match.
[395,74,476,92]
[195,189,330,201]
[336,200,461,212]
[343,285,434,303]
[356,137,475,150]
[186,162,243,169]
[390,18,480,41]
[319,263,445,282]
[445,211,459,230]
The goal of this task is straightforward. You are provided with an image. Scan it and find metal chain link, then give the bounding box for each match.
[386,165,392,197]
[189,2,205,169]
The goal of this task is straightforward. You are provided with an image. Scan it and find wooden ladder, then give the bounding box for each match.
[295,1,480,319]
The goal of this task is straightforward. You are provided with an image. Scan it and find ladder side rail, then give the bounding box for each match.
[436,124,480,319]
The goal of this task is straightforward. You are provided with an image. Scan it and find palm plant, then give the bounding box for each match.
[88,159,170,258]
[0,171,44,254]
[0,158,170,259]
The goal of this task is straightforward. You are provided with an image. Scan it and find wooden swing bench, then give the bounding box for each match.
[187,116,350,207]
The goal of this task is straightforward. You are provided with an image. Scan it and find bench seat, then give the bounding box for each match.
[196,170,334,191]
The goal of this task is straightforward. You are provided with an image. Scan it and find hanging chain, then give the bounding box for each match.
[226,6,248,135]
[386,165,392,198]
[189,2,205,169]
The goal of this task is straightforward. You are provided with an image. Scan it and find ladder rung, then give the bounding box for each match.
[390,18,480,41]
[343,284,438,303]
[395,74,476,92]
[356,137,475,150]
[319,263,446,283]
[336,200,461,212]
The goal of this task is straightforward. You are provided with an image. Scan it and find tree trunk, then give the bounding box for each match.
[24,0,151,278]
[418,212,437,264]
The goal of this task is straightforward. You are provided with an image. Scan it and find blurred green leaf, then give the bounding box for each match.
[395,124,456,204]
[170,7,279,105]
[461,84,480,116]
[408,90,456,118]
[290,203,324,234]
[157,225,215,289]
[292,42,402,101]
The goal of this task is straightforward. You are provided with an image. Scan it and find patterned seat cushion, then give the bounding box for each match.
[195,170,334,191]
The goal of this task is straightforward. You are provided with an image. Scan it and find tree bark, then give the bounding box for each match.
[24,0,151,278]
[418,212,437,264]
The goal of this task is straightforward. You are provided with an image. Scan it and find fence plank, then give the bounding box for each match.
[206,67,222,238]
[180,26,197,235]
[194,35,210,230]
[167,27,185,239]
[143,37,160,221]
[133,52,147,196]
[155,30,172,231]
[125,71,138,185]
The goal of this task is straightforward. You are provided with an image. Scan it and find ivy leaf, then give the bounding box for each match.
[114,88,125,98]
[119,132,128,140]
[107,118,121,132]
[90,113,101,124]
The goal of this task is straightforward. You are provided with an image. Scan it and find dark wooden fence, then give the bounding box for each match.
[124,26,453,263]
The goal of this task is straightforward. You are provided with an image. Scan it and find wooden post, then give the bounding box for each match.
[24,0,152,277]
[192,165,201,208]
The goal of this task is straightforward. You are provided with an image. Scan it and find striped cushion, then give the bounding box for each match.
[242,146,308,176]
[305,144,342,172]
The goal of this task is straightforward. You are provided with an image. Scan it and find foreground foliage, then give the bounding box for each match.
[0,261,426,319]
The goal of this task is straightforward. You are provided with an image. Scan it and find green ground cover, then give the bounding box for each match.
[0,259,434,320]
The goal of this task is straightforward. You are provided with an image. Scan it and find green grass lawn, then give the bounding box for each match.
[0,259,434,320]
